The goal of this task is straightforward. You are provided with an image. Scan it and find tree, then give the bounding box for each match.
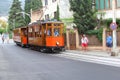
[31,0,42,11]
[0,19,7,29]
[24,0,43,24]
[8,0,26,32]
[24,0,31,24]
[0,19,8,33]
[69,0,97,33]
[56,4,60,21]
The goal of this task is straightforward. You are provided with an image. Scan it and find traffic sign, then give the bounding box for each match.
[110,22,117,30]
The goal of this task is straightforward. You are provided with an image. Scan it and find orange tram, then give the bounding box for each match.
[13,21,65,52]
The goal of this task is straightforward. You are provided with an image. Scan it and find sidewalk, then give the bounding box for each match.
[65,50,120,58]
[61,50,120,67]
[0,39,14,44]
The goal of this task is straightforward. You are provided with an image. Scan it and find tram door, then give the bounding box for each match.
[42,24,46,46]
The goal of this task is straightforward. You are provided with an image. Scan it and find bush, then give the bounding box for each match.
[9,33,13,39]
[86,28,103,42]
[0,28,6,34]
[103,18,120,29]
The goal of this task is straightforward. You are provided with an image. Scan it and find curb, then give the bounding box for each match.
[60,50,120,67]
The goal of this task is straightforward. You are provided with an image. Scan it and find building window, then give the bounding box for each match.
[52,0,56,3]
[95,0,112,10]
[54,12,57,19]
[45,14,49,20]
[45,0,48,5]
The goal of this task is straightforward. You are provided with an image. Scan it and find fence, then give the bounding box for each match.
[79,35,102,46]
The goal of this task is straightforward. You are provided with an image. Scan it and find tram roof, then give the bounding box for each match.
[28,20,63,26]
[13,26,27,30]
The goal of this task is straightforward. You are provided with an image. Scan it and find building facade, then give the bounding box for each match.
[95,0,120,19]
[31,0,73,23]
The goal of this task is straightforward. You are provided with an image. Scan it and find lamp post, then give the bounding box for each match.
[112,0,117,50]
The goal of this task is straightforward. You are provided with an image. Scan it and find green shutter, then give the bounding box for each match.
[95,0,99,9]
[105,0,109,9]
[100,0,104,9]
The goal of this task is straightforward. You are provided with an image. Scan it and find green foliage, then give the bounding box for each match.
[24,0,31,24]
[96,12,106,29]
[61,18,73,23]
[56,5,60,21]
[0,28,5,34]
[70,29,74,33]
[31,0,42,11]
[9,32,13,39]
[101,18,120,29]
[8,0,26,32]
[63,25,67,33]
[24,0,42,24]
[0,19,7,29]
[86,28,103,42]
[69,0,97,33]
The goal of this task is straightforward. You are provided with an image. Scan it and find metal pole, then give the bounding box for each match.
[112,0,117,50]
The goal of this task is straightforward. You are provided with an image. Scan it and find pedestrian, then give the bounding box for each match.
[2,33,5,43]
[54,29,59,36]
[6,33,9,43]
[106,33,112,53]
[81,34,89,51]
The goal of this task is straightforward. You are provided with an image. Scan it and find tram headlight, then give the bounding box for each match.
[56,41,59,46]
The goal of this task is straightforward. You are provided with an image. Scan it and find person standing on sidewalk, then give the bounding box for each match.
[106,33,112,53]
[6,33,9,43]
[81,34,89,51]
[2,33,5,43]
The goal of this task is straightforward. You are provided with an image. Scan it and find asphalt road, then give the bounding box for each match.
[0,44,120,80]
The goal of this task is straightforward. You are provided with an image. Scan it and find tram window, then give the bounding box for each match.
[54,23,60,26]
[29,32,33,37]
[54,28,60,36]
[48,24,51,26]
[39,26,42,37]
[44,30,46,34]
[24,30,27,37]
[47,28,51,36]
[39,30,42,37]
[35,32,39,37]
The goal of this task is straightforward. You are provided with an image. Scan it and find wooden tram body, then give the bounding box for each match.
[13,27,27,47]
[13,21,65,52]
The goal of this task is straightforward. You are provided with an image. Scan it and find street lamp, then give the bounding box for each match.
[112,0,117,51]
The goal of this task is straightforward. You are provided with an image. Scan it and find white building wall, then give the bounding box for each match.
[59,0,73,19]
[41,0,73,20]
[103,9,120,19]
[42,0,58,20]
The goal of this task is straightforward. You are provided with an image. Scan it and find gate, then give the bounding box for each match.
[69,33,76,50]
